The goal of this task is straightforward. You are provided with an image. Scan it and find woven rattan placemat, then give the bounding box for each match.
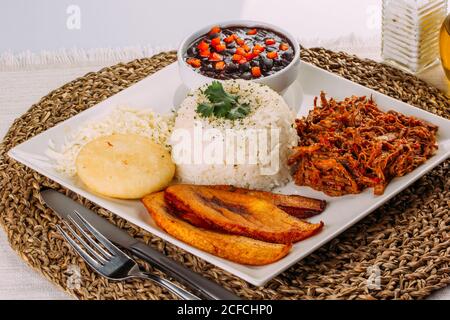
[0,49,449,300]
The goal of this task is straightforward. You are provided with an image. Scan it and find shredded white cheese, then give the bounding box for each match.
[46,107,175,177]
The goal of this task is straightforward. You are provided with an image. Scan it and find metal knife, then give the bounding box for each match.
[41,189,240,300]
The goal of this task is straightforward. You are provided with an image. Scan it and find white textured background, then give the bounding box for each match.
[0,0,382,52]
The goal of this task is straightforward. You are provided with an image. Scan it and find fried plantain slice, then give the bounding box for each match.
[208,185,326,219]
[165,185,324,244]
[142,192,292,266]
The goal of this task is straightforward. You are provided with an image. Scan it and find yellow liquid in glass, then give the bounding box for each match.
[440,15,450,80]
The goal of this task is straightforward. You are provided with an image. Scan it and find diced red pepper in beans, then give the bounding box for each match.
[224,35,235,43]
[238,57,248,64]
[199,50,211,58]
[197,41,209,51]
[235,37,245,46]
[267,51,278,59]
[245,52,256,61]
[215,61,226,70]
[251,66,262,77]
[211,37,221,47]
[241,44,251,52]
[252,48,262,56]
[254,44,265,52]
[279,43,290,51]
[235,47,247,56]
[209,52,223,61]
[209,26,221,35]
[187,58,201,68]
[232,54,242,61]
[215,44,226,52]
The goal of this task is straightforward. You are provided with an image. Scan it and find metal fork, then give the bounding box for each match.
[57,210,200,300]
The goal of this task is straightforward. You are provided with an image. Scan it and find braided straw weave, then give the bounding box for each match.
[0,49,449,300]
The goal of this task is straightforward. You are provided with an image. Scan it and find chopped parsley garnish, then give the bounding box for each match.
[196,81,250,120]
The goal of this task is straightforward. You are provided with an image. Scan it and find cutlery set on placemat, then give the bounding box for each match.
[41,189,239,300]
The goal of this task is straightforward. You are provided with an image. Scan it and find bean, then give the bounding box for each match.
[187,47,197,56]
[226,42,236,49]
[260,57,273,70]
[282,51,293,60]
[241,72,252,80]
[226,63,239,73]
[250,60,260,67]
[239,62,251,72]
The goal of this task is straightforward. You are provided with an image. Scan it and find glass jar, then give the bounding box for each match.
[440,14,450,79]
[382,0,448,74]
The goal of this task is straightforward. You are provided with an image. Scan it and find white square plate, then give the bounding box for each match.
[8,62,450,286]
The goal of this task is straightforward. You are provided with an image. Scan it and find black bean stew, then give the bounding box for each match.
[184,25,295,80]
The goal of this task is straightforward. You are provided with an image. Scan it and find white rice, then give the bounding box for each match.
[170,80,298,190]
[46,107,175,177]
